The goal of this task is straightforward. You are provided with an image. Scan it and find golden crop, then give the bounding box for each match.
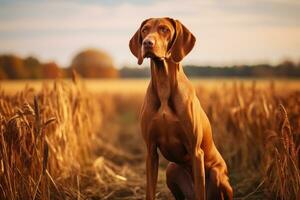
[0,76,299,199]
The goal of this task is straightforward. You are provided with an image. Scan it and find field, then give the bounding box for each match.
[0,77,299,200]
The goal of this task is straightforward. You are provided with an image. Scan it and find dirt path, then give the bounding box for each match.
[84,114,174,200]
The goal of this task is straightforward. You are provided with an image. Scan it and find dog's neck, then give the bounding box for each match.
[150,58,183,108]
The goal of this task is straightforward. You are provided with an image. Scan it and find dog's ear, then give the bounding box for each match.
[129,19,150,65]
[167,19,196,63]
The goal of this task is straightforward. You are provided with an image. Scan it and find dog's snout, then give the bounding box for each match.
[143,39,155,48]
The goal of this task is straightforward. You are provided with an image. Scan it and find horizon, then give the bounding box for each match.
[0,0,300,68]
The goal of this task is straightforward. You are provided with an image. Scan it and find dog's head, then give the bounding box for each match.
[129,17,196,65]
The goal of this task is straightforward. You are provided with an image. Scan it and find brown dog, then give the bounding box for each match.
[129,17,233,200]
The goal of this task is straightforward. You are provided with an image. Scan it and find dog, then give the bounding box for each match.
[129,17,233,200]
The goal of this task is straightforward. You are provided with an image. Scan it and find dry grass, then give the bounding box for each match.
[1,78,299,94]
[195,81,300,199]
[0,74,102,200]
[0,78,299,200]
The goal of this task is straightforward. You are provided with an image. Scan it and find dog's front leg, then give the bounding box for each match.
[178,97,206,200]
[192,148,206,200]
[146,143,159,200]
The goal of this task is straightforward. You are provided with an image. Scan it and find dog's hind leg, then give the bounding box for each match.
[166,162,195,200]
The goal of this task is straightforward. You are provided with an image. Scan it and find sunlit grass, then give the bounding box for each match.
[1,78,299,94]
[0,77,299,199]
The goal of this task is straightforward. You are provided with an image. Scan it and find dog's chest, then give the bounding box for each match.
[150,106,190,163]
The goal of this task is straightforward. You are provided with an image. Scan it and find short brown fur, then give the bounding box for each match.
[129,17,233,200]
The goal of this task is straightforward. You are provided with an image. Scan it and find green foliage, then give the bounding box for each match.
[0,53,299,79]
[120,61,300,78]
[0,55,29,79]
[24,56,42,79]
[183,63,300,78]
[0,55,63,79]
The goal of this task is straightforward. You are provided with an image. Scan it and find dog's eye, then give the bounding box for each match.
[160,27,169,34]
[141,27,149,34]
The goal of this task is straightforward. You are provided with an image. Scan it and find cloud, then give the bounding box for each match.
[0,0,299,67]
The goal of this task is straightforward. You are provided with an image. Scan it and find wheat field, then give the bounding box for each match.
[0,76,299,200]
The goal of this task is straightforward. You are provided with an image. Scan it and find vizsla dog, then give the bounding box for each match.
[129,17,233,200]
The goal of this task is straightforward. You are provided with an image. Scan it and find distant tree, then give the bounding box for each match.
[277,60,298,77]
[24,56,42,79]
[71,49,119,78]
[0,55,29,79]
[251,64,273,77]
[61,67,72,78]
[122,62,300,78]
[0,66,7,79]
[119,66,150,78]
[42,62,61,79]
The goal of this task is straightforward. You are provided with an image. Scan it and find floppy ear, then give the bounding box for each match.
[167,19,196,63]
[129,19,150,65]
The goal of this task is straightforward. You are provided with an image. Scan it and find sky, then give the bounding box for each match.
[0,0,300,68]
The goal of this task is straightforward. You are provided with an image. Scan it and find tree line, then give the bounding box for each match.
[0,53,299,79]
[0,49,118,79]
[0,55,63,79]
[120,60,300,78]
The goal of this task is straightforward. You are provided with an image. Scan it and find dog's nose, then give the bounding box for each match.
[143,39,154,48]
